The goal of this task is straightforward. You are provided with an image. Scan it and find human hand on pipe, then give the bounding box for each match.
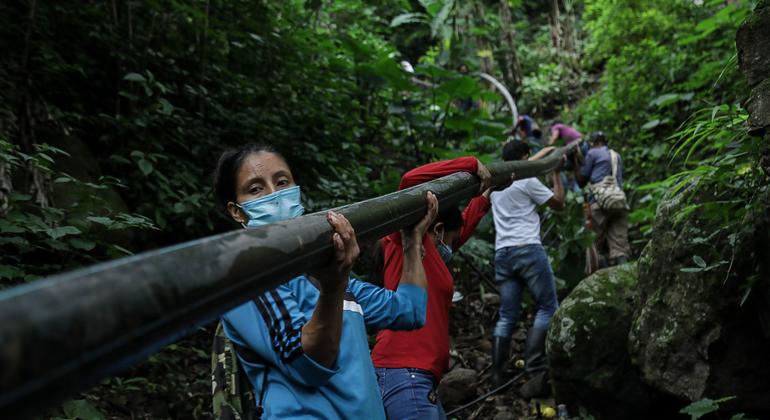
[401,191,438,259]
[475,159,491,193]
[310,211,360,293]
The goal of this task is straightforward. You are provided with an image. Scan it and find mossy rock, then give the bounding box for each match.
[629,176,770,412]
[737,0,770,88]
[547,264,672,419]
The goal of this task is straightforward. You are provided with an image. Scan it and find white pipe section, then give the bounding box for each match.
[476,72,518,127]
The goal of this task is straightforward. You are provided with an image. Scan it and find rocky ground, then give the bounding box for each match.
[440,266,566,420]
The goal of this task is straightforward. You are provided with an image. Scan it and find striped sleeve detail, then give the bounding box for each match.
[253,292,304,363]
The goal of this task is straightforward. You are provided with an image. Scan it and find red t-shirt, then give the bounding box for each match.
[370,157,491,381]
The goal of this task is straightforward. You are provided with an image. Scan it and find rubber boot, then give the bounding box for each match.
[519,327,551,398]
[491,335,511,387]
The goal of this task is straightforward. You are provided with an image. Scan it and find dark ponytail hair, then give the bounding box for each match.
[212,143,288,214]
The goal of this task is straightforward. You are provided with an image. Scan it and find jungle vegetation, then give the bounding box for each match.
[0,0,764,418]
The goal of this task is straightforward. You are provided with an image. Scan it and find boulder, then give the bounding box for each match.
[736,0,770,89]
[438,368,477,406]
[547,264,672,419]
[628,180,770,413]
[744,79,770,134]
[736,0,770,176]
[627,5,770,406]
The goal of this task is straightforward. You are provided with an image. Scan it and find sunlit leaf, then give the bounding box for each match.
[390,12,427,28]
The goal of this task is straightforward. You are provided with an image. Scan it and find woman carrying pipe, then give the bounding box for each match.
[212,143,437,419]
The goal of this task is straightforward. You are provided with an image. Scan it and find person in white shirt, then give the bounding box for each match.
[489,140,564,397]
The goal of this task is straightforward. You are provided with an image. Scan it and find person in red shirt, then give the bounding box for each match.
[371,156,491,419]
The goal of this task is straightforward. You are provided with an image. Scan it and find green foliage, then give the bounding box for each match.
[0,139,155,286]
[574,0,748,150]
[59,399,106,420]
[680,396,736,419]
[542,192,596,281]
[0,0,764,417]
[573,0,753,251]
[631,103,762,235]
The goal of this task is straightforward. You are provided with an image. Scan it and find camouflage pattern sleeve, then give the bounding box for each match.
[212,322,256,420]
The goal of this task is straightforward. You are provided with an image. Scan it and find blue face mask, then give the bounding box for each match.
[238,185,304,229]
[437,240,453,264]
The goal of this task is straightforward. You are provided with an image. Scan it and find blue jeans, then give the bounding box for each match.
[561,171,581,193]
[493,244,559,337]
[375,367,446,420]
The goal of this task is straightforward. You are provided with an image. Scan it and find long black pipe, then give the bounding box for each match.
[0,145,572,417]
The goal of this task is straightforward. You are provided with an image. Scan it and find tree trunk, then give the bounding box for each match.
[18,0,52,208]
[562,0,577,52]
[0,160,11,216]
[548,0,561,50]
[561,0,579,69]
[471,1,495,75]
[499,0,522,92]
[30,159,52,208]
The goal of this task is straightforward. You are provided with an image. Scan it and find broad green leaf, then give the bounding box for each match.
[0,220,25,234]
[650,92,694,108]
[62,399,106,420]
[693,255,707,268]
[46,226,82,240]
[390,12,427,28]
[36,153,55,163]
[0,265,25,279]
[419,0,442,16]
[44,238,69,251]
[641,119,661,130]
[123,72,146,83]
[158,98,174,115]
[680,396,735,419]
[138,159,154,176]
[430,0,455,37]
[69,238,96,251]
[87,216,113,226]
